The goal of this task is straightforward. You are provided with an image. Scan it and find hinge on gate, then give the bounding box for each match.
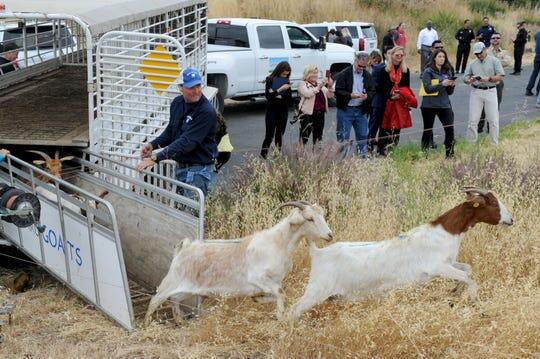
[87,83,97,93]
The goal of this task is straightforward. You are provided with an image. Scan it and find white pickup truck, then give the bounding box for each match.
[207,18,355,110]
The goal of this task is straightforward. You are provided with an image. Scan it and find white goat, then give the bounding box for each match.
[145,201,333,325]
[289,188,514,320]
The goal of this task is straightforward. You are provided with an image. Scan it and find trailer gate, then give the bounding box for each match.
[0,156,134,330]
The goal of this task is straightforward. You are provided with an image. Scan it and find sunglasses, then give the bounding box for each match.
[491,37,501,39]
[434,46,444,50]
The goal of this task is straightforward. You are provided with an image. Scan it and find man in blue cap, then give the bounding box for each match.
[137,67,218,197]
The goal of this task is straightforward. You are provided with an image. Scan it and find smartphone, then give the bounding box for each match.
[325,70,331,78]
[450,76,458,81]
[474,76,482,81]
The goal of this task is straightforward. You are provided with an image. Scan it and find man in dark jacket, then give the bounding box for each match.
[455,19,475,74]
[0,43,19,75]
[511,21,528,75]
[137,67,218,196]
[335,51,376,157]
[476,16,496,48]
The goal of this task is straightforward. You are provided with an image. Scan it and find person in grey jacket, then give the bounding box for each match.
[420,49,456,157]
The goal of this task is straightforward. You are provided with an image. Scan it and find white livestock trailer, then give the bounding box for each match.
[0,0,217,330]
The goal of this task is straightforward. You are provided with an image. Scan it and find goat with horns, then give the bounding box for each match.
[289,188,513,320]
[145,201,333,325]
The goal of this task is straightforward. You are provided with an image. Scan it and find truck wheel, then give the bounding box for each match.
[216,91,224,113]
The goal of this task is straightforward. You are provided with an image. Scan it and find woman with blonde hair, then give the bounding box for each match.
[378,46,416,154]
[296,65,334,145]
[340,27,354,47]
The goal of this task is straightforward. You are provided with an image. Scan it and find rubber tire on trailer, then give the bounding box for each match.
[0,183,11,197]
[0,188,25,209]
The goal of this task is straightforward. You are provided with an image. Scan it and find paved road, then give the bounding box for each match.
[220,65,540,179]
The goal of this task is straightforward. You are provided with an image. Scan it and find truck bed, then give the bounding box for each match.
[0,67,88,147]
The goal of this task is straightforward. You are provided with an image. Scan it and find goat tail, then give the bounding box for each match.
[174,237,192,255]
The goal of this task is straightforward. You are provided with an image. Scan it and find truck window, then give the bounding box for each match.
[286,26,313,49]
[2,25,74,50]
[304,26,327,39]
[208,23,250,48]
[257,26,285,49]
[337,26,358,38]
[361,25,376,38]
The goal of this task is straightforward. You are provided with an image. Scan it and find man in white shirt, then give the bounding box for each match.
[417,20,439,72]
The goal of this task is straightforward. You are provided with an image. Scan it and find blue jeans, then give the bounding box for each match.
[175,164,217,198]
[526,57,540,93]
[337,107,369,155]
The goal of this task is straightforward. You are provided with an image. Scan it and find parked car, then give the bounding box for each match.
[207,18,355,111]
[303,21,378,54]
[0,21,76,68]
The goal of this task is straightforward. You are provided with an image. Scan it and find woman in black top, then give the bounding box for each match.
[378,46,410,154]
[260,61,292,159]
[420,49,456,157]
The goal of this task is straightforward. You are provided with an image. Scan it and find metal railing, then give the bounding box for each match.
[0,155,135,330]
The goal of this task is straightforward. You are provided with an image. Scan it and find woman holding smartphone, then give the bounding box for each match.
[420,49,456,157]
[260,61,292,159]
[296,65,334,146]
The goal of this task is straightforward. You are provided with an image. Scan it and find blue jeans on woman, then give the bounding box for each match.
[336,106,369,156]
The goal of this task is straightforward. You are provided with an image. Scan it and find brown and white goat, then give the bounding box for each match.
[27,150,74,179]
[288,188,514,320]
[144,201,333,325]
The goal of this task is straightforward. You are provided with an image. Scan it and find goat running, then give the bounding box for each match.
[145,201,333,325]
[288,188,514,320]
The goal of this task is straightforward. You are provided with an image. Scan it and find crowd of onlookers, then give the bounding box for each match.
[260,18,540,160]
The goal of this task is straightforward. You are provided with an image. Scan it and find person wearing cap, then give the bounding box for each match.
[463,42,505,145]
[137,67,218,196]
[455,19,475,74]
[511,21,528,75]
[417,20,439,72]
[478,31,510,134]
[335,51,375,157]
[0,42,19,75]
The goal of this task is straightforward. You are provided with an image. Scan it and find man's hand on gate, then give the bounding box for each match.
[0,149,9,161]
[140,143,152,159]
[137,157,155,172]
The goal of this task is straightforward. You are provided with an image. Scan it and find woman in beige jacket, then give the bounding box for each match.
[297,65,334,145]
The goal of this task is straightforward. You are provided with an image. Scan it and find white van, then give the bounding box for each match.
[303,21,378,54]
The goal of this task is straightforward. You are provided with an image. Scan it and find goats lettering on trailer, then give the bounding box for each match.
[42,227,83,267]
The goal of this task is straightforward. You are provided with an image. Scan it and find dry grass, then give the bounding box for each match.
[208,0,540,71]
[1,120,540,358]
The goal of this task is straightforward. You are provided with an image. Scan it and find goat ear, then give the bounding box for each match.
[33,160,46,165]
[60,156,74,162]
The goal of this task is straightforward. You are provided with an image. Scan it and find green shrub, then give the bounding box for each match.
[468,0,507,15]
[430,11,462,46]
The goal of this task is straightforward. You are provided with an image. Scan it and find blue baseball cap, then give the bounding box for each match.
[182,67,202,88]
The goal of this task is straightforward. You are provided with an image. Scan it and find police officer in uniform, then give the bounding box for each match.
[455,19,475,74]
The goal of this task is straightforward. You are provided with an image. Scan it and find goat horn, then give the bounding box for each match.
[54,150,60,160]
[277,201,307,211]
[296,200,312,206]
[461,186,490,195]
[27,150,52,161]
